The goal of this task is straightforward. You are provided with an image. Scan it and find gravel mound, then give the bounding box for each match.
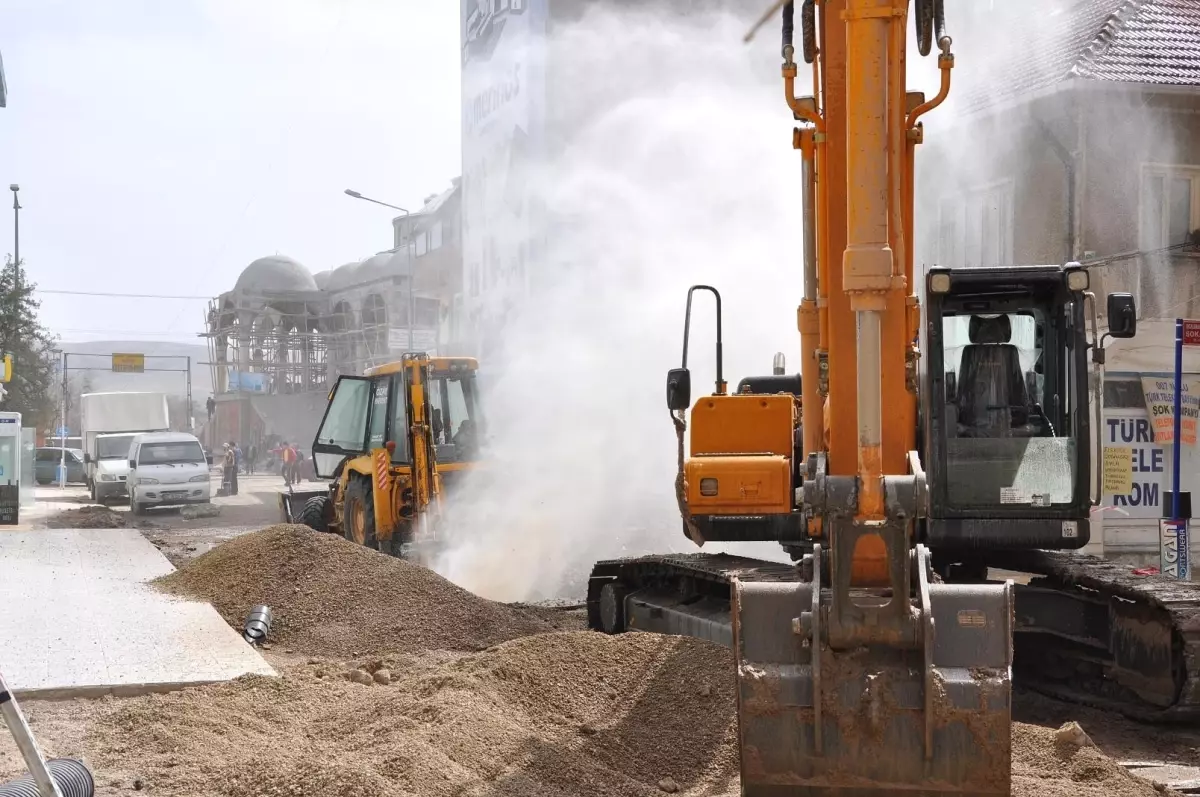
[153,524,554,657]
[92,632,739,797]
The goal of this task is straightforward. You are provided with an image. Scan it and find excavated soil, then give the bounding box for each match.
[1011,722,1169,796]
[90,632,740,797]
[76,632,1174,797]
[45,505,127,529]
[153,524,556,657]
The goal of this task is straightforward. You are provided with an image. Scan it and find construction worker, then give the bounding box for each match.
[220,443,238,496]
[279,441,296,487]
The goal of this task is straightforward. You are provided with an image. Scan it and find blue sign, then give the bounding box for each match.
[56,426,68,437]
[1160,519,1191,581]
[227,370,268,393]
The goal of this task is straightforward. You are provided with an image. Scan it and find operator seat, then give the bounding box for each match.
[956,314,1028,437]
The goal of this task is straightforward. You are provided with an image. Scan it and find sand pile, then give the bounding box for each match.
[1011,722,1168,797]
[92,632,739,797]
[154,524,555,657]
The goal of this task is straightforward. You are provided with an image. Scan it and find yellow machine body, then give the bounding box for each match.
[289,355,484,561]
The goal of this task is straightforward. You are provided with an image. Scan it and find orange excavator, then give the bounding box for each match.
[586,1,1200,795]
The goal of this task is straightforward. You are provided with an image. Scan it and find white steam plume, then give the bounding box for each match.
[434,4,804,602]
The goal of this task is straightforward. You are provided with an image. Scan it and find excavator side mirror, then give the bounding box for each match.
[1107,292,1137,339]
[667,367,692,412]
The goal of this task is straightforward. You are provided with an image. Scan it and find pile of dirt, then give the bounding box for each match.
[91,632,739,797]
[153,524,555,657]
[1012,721,1167,796]
[83,631,1176,797]
[45,506,125,529]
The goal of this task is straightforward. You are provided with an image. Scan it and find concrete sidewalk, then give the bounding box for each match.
[0,528,274,698]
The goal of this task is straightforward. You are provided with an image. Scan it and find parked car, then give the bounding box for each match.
[34,447,86,485]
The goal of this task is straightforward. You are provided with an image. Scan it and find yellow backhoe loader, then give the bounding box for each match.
[282,354,483,561]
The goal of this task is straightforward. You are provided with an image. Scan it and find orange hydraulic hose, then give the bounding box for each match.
[907,53,954,130]
[784,64,826,134]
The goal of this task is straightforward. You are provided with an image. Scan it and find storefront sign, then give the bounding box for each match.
[1141,376,1200,446]
[1104,416,1164,516]
[1159,518,1190,580]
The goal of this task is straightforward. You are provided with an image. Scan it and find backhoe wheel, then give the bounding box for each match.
[342,477,378,550]
[598,582,628,634]
[297,495,333,533]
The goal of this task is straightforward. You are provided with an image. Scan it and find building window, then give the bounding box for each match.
[937,179,1014,267]
[416,231,428,257]
[1140,165,1200,250]
[430,221,443,251]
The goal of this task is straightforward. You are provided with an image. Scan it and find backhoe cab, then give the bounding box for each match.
[283,354,483,562]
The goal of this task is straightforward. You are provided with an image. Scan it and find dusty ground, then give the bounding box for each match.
[27,473,298,564]
[1,495,1198,794]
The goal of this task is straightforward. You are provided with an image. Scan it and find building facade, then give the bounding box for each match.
[201,181,464,448]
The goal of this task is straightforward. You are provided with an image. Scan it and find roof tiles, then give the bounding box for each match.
[955,0,1200,114]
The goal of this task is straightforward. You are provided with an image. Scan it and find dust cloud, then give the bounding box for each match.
[433,3,804,602]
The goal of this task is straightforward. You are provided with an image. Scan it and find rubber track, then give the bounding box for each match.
[587,549,1200,723]
[986,548,1200,722]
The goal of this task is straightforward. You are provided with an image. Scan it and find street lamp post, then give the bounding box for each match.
[343,189,416,353]
[10,184,18,268]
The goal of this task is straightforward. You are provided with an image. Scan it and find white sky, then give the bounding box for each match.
[0,0,461,344]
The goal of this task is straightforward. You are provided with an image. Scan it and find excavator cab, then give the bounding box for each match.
[922,265,1137,567]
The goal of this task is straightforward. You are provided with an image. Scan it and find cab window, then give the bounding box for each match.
[390,373,410,464]
[312,376,373,477]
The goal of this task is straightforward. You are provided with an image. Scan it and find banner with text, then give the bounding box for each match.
[1160,518,1191,580]
[1141,377,1200,446]
[1104,413,1166,518]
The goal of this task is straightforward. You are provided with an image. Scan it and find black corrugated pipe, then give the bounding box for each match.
[0,759,94,797]
[781,1,795,59]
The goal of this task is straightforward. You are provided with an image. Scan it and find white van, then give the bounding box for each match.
[127,431,211,515]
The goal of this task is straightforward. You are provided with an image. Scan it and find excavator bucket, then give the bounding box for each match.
[732,546,1013,797]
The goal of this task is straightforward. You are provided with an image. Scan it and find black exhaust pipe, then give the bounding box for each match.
[0,758,94,797]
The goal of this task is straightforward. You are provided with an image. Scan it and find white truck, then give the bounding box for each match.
[81,391,170,503]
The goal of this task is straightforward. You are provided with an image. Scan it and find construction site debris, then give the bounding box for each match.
[179,504,220,520]
[44,507,124,529]
[73,630,1178,797]
[89,632,739,797]
[1055,720,1095,750]
[152,524,555,657]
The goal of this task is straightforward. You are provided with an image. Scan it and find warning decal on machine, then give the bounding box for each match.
[1000,487,1025,504]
